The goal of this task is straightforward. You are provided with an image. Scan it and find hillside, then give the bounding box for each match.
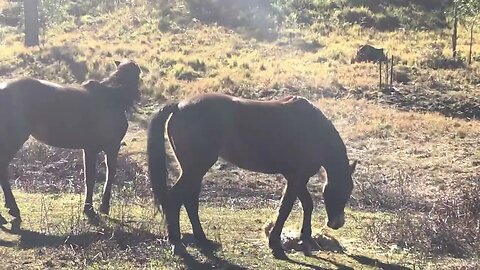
[0,0,479,269]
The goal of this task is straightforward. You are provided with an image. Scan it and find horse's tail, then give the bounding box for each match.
[147,102,179,216]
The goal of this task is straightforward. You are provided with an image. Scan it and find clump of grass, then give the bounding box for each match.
[173,65,200,81]
[352,169,426,211]
[366,184,480,257]
[187,58,206,72]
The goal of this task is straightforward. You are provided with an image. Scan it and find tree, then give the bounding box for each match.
[452,1,458,58]
[457,0,480,64]
[24,0,39,46]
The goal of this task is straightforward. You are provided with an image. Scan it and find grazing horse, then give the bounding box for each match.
[0,60,141,225]
[147,93,356,258]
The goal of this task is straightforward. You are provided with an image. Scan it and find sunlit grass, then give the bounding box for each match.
[1,1,478,100]
[0,192,430,269]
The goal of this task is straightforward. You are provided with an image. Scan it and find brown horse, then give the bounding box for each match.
[147,93,356,259]
[0,60,141,225]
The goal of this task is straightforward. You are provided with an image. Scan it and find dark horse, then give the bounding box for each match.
[147,93,356,258]
[0,60,141,225]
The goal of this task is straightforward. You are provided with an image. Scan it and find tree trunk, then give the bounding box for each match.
[469,24,474,65]
[452,2,458,58]
[24,0,39,47]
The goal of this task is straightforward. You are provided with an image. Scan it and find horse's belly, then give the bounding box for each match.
[31,124,95,149]
[219,140,282,174]
[29,111,103,148]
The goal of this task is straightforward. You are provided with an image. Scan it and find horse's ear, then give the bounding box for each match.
[114,60,121,67]
[349,160,358,174]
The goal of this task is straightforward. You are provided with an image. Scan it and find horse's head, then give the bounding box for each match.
[99,60,142,109]
[323,160,357,230]
[113,59,142,101]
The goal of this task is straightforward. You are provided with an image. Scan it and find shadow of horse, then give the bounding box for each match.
[173,233,247,270]
[0,219,247,269]
[0,218,160,250]
[284,253,412,270]
[348,254,412,270]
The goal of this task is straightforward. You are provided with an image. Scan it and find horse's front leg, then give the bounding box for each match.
[298,185,319,256]
[99,146,120,215]
[269,182,297,259]
[83,149,98,221]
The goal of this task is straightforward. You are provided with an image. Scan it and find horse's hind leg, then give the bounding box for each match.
[0,161,20,219]
[0,139,28,222]
[99,145,120,215]
[166,127,219,252]
[167,167,214,252]
[0,160,15,224]
[183,172,210,245]
[83,149,99,221]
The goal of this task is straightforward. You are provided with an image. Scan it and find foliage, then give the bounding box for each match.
[456,0,480,27]
[185,0,280,40]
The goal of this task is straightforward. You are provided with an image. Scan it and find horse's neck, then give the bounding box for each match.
[89,85,132,111]
[322,153,350,185]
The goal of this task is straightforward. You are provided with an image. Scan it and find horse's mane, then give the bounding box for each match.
[82,79,135,111]
[81,61,140,111]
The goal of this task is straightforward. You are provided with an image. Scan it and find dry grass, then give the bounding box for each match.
[1,1,478,108]
[1,0,480,267]
[1,97,479,268]
[366,185,480,257]
[317,99,480,203]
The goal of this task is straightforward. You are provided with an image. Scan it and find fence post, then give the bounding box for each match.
[390,55,394,85]
[385,55,389,86]
[379,61,382,89]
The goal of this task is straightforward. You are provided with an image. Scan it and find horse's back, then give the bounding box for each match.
[0,77,127,149]
[170,93,325,175]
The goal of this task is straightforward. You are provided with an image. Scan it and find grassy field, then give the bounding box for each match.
[1,0,480,269]
[0,192,456,270]
[1,99,478,269]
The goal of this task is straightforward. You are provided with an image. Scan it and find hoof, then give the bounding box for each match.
[86,214,101,225]
[8,208,21,219]
[302,242,313,257]
[269,238,287,260]
[196,237,221,251]
[172,242,187,256]
[272,248,288,260]
[0,215,7,225]
[301,237,318,257]
[84,208,100,225]
[11,218,21,232]
[99,203,110,215]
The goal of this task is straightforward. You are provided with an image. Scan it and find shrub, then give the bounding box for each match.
[338,7,375,28]
[374,14,401,31]
[419,44,466,70]
[186,0,279,40]
[366,184,480,257]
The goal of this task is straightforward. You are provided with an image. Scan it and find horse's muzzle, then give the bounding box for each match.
[327,213,345,230]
